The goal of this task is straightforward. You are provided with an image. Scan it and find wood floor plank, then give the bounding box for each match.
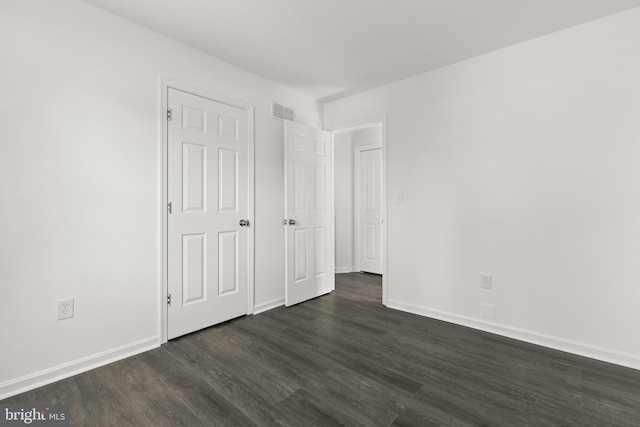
[162,334,218,366]
[135,347,202,391]
[197,366,282,426]
[32,377,96,427]
[274,388,365,427]
[169,380,257,426]
[391,397,476,427]
[73,365,140,426]
[101,356,203,427]
[231,319,332,379]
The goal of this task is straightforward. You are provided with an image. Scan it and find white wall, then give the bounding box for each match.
[0,0,320,397]
[334,126,383,272]
[324,8,640,369]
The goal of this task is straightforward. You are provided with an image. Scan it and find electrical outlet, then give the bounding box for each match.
[481,274,492,290]
[57,298,74,320]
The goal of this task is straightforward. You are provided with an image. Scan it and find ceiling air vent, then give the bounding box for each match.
[272,102,295,121]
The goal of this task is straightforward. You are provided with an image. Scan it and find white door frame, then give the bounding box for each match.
[329,115,388,306]
[354,143,383,274]
[160,76,255,343]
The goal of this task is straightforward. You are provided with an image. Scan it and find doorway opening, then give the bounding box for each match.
[331,117,387,306]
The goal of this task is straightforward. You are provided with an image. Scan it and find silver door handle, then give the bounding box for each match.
[239,219,249,227]
[288,219,296,225]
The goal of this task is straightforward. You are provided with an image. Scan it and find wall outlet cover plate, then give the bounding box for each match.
[57,298,74,320]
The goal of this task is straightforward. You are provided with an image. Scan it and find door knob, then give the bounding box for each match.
[239,219,249,227]
[288,219,296,225]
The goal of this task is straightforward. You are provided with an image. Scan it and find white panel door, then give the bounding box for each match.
[167,88,249,340]
[357,148,382,274]
[284,120,334,306]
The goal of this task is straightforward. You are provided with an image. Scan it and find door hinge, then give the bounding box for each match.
[167,294,172,306]
[167,201,172,214]
[167,108,172,121]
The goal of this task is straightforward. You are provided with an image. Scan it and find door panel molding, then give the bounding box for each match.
[160,77,254,343]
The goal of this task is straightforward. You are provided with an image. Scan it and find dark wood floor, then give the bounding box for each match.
[4,273,640,426]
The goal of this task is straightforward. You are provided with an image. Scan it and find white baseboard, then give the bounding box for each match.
[335,267,355,274]
[0,336,160,400]
[387,299,640,371]
[253,297,284,315]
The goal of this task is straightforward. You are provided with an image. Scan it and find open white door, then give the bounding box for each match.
[284,120,335,306]
[167,88,250,339]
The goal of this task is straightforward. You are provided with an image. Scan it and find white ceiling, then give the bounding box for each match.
[83,0,640,102]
